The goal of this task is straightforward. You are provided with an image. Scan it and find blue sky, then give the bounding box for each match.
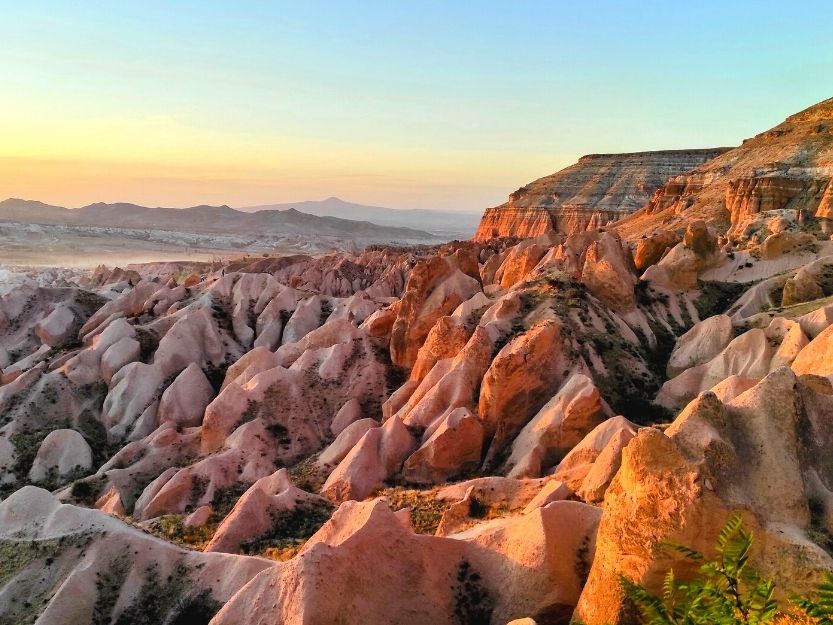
[0,1,831,210]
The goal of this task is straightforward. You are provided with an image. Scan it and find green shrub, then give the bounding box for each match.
[795,573,833,624]
[621,515,777,625]
[621,515,833,625]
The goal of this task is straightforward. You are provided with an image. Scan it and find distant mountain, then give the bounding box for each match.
[0,199,72,223]
[0,199,439,242]
[242,197,482,239]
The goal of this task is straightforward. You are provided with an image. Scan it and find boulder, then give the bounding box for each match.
[683,220,717,257]
[633,231,679,271]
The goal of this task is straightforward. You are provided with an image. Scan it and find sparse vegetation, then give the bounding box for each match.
[112,561,221,625]
[622,515,833,625]
[146,515,216,549]
[377,487,452,534]
[240,501,334,556]
[696,280,749,320]
[453,560,494,625]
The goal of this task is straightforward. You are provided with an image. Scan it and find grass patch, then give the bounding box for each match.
[144,515,215,550]
[377,487,452,535]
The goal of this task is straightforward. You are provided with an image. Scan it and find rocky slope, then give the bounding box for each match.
[616,96,833,240]
[3,96,833,625]
[474,149,728,240]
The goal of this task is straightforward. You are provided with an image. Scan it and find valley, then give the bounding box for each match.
[1,96,833,625]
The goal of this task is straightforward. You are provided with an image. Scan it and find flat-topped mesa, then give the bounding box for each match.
[474,149,728,241]
[619,96,833,239]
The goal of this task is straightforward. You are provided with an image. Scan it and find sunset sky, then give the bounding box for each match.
[1,1,831,211]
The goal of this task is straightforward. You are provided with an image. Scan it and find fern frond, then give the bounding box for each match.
[716,514,744,551]
[663,569,676,605]
[621,575,676,625]
[664,542,704,562]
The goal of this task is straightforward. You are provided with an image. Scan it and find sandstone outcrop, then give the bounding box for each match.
[505,374,605,478]
[475,150,727,241]
[658,317,808,410]
[577,369,833,624]
[206,469,330,554]
[211,497,601,625]
[4,98,833,625]
[390,250,482,367]
[28,429,93,483]
[618,97,833,240]
[0,487,271,625]
[321,416,415,502]
[666,314,734,378]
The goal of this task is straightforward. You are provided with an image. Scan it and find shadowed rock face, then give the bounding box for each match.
[474,149,729,241]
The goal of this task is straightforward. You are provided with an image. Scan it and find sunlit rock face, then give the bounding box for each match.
[474,149,728,240]
[618,96,833,240]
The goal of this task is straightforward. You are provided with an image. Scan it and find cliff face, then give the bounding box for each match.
[618,96,833,239]
[474,149,728,240]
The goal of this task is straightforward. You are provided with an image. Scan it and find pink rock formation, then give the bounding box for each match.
[321,416,415,502]
[506,374,605,478]
[474,150,726,241]
[206,469,329,554]
[389,250,482,368]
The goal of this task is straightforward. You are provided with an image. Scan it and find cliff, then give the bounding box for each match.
[617,96,833,239]
[474,149,729,240]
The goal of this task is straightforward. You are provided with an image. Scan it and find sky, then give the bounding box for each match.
[1,1,831,212]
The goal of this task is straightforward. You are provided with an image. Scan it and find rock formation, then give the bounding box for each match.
[474,149,728,240]
[618,96,833,239]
